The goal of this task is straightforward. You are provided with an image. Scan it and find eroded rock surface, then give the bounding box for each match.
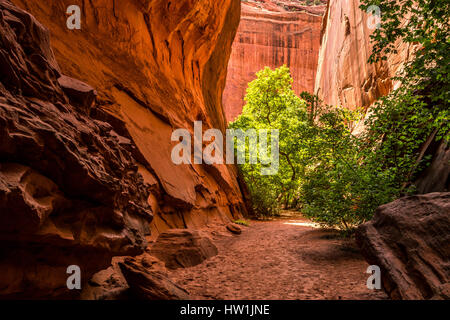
[0,0,152,298]
[356,193,450,300]
[57,75,97,113]
[12,0,249,239]
[81,258,130,300]
[150,229,219,269]
[223,0,326,121]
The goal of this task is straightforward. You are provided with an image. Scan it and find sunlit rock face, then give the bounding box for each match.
[12,0,249,239]
[223,0,326,121]
[0,0,249,298]
[314,0,410,110]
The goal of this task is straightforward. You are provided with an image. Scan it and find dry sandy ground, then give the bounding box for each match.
[168,212,387,300]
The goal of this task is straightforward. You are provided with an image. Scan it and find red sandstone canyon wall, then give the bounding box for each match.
[12,0,248,234]
[314,0,411,110]
[223,0,326,121]
[1,0,247,297]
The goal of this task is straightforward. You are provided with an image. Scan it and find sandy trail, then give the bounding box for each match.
[168,212,387,300]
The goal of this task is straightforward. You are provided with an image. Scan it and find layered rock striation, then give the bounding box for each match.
[314,0,411,110]
[223,0,326,121]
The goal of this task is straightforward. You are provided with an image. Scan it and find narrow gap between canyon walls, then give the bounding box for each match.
[163,0,388,300]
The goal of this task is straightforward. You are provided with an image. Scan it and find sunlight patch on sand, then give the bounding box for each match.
[283,220,321,228]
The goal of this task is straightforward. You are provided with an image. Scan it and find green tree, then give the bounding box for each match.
[298,97,395,230]
[229,66,309,216]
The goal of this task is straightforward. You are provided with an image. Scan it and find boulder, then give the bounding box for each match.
[80,258,130,300]
[415,141,450,194]
[226,223,242,235]
[149,229,218,269]
[119,256,189,300]
[81,254,175,300]
[57,75,97,114]
[356,193,450,299]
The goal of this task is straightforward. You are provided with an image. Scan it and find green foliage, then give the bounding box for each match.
[298,98,396,230]
[233,219,250,227]
[229,66,309,217]
[361,0,449,98]
[359,0,449,187]
[230,1,449,230]
[229,66,414,229]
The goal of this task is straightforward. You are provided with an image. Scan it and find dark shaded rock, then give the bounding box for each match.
[150,229,218,269]
[0,1,152,298]
[0,163,67,234]
[119,256,189,300]
[81,254,170,300]
[415,141,450,194]
[0,1,62,101]
[226,223,242,235]
[356,193,450,300]
[81,258,129,300]
[57,75,97,114]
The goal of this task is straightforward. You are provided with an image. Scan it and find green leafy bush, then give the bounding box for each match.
[233,219,250,227]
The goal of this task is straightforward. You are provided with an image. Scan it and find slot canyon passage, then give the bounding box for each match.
[0,0,448,300]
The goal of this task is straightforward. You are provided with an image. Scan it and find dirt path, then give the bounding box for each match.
[168,212,387,300]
